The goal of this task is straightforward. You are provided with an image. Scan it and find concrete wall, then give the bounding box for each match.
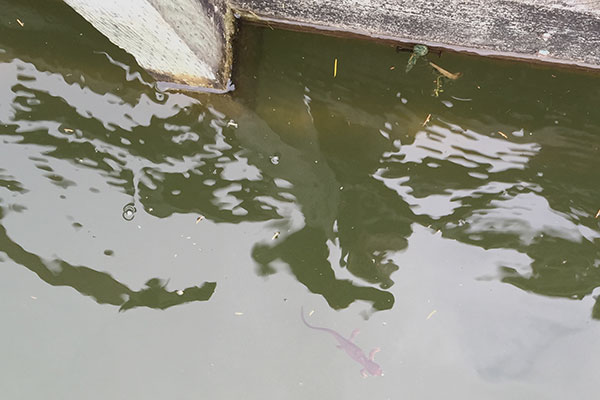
[63,0,600,91]
[232,0,600,71]
[63,0,234,91]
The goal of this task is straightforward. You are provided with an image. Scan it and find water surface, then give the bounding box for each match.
[1,2,600,398]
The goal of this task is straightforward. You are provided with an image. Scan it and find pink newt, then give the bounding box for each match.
[301,307,383,377]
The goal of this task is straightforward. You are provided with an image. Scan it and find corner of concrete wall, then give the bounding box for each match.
[64,0,236,91]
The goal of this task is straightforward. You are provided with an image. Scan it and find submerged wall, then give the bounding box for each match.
[63,0,600,90]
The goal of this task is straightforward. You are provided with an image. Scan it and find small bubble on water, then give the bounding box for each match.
[269,154,280,165]
[122,203,136,221]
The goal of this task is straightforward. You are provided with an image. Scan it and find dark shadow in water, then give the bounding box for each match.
[0,207,216,311]
[253,226,394,311]
[3,42,398,312]
[232,25,600,318]
[118,278,216,312]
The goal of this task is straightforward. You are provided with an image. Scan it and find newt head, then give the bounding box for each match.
[365,347,383,376]
[365,359,383,376]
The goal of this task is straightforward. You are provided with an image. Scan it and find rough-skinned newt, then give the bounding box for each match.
[301,307,383,377]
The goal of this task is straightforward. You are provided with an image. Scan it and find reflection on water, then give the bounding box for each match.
[2,1,600,397]
[0,206,216,311]
[1,2,600,313]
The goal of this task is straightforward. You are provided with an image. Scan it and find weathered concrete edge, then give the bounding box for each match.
[234,11,600,73]
[149,0,237,90]
[231,0,600,73]
[63,0,600,93]
[63,0,236,91]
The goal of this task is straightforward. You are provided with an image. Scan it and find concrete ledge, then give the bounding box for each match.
[233,0,600,71]
[63,0,600,92]
[64,0,234,90]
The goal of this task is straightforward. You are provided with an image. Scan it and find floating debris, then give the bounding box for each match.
[333,58,338,77]
[269,154,280,165]
[308,309,315,317]
[30,296,37,300]
[595,209,600,218]
[196,215,205,224]
[16,19,24,27]
[389,66,395,70]
[429,62,462,97]
[272,231,280,240]
[406,44,428,73]
[176,290,184,296]
[234,311,244,316]
[426,310,437,320]
[422,114,431,127]
[433,76,444,97]
[498,131,509,140]
[429,62,462,80]
[64,128,74,133]
[227,120,238,128]
[450,96,473,102]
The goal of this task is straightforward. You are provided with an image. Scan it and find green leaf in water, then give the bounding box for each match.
[406,44,429,73]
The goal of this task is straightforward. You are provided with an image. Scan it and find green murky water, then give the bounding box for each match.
[2,1,600,398]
